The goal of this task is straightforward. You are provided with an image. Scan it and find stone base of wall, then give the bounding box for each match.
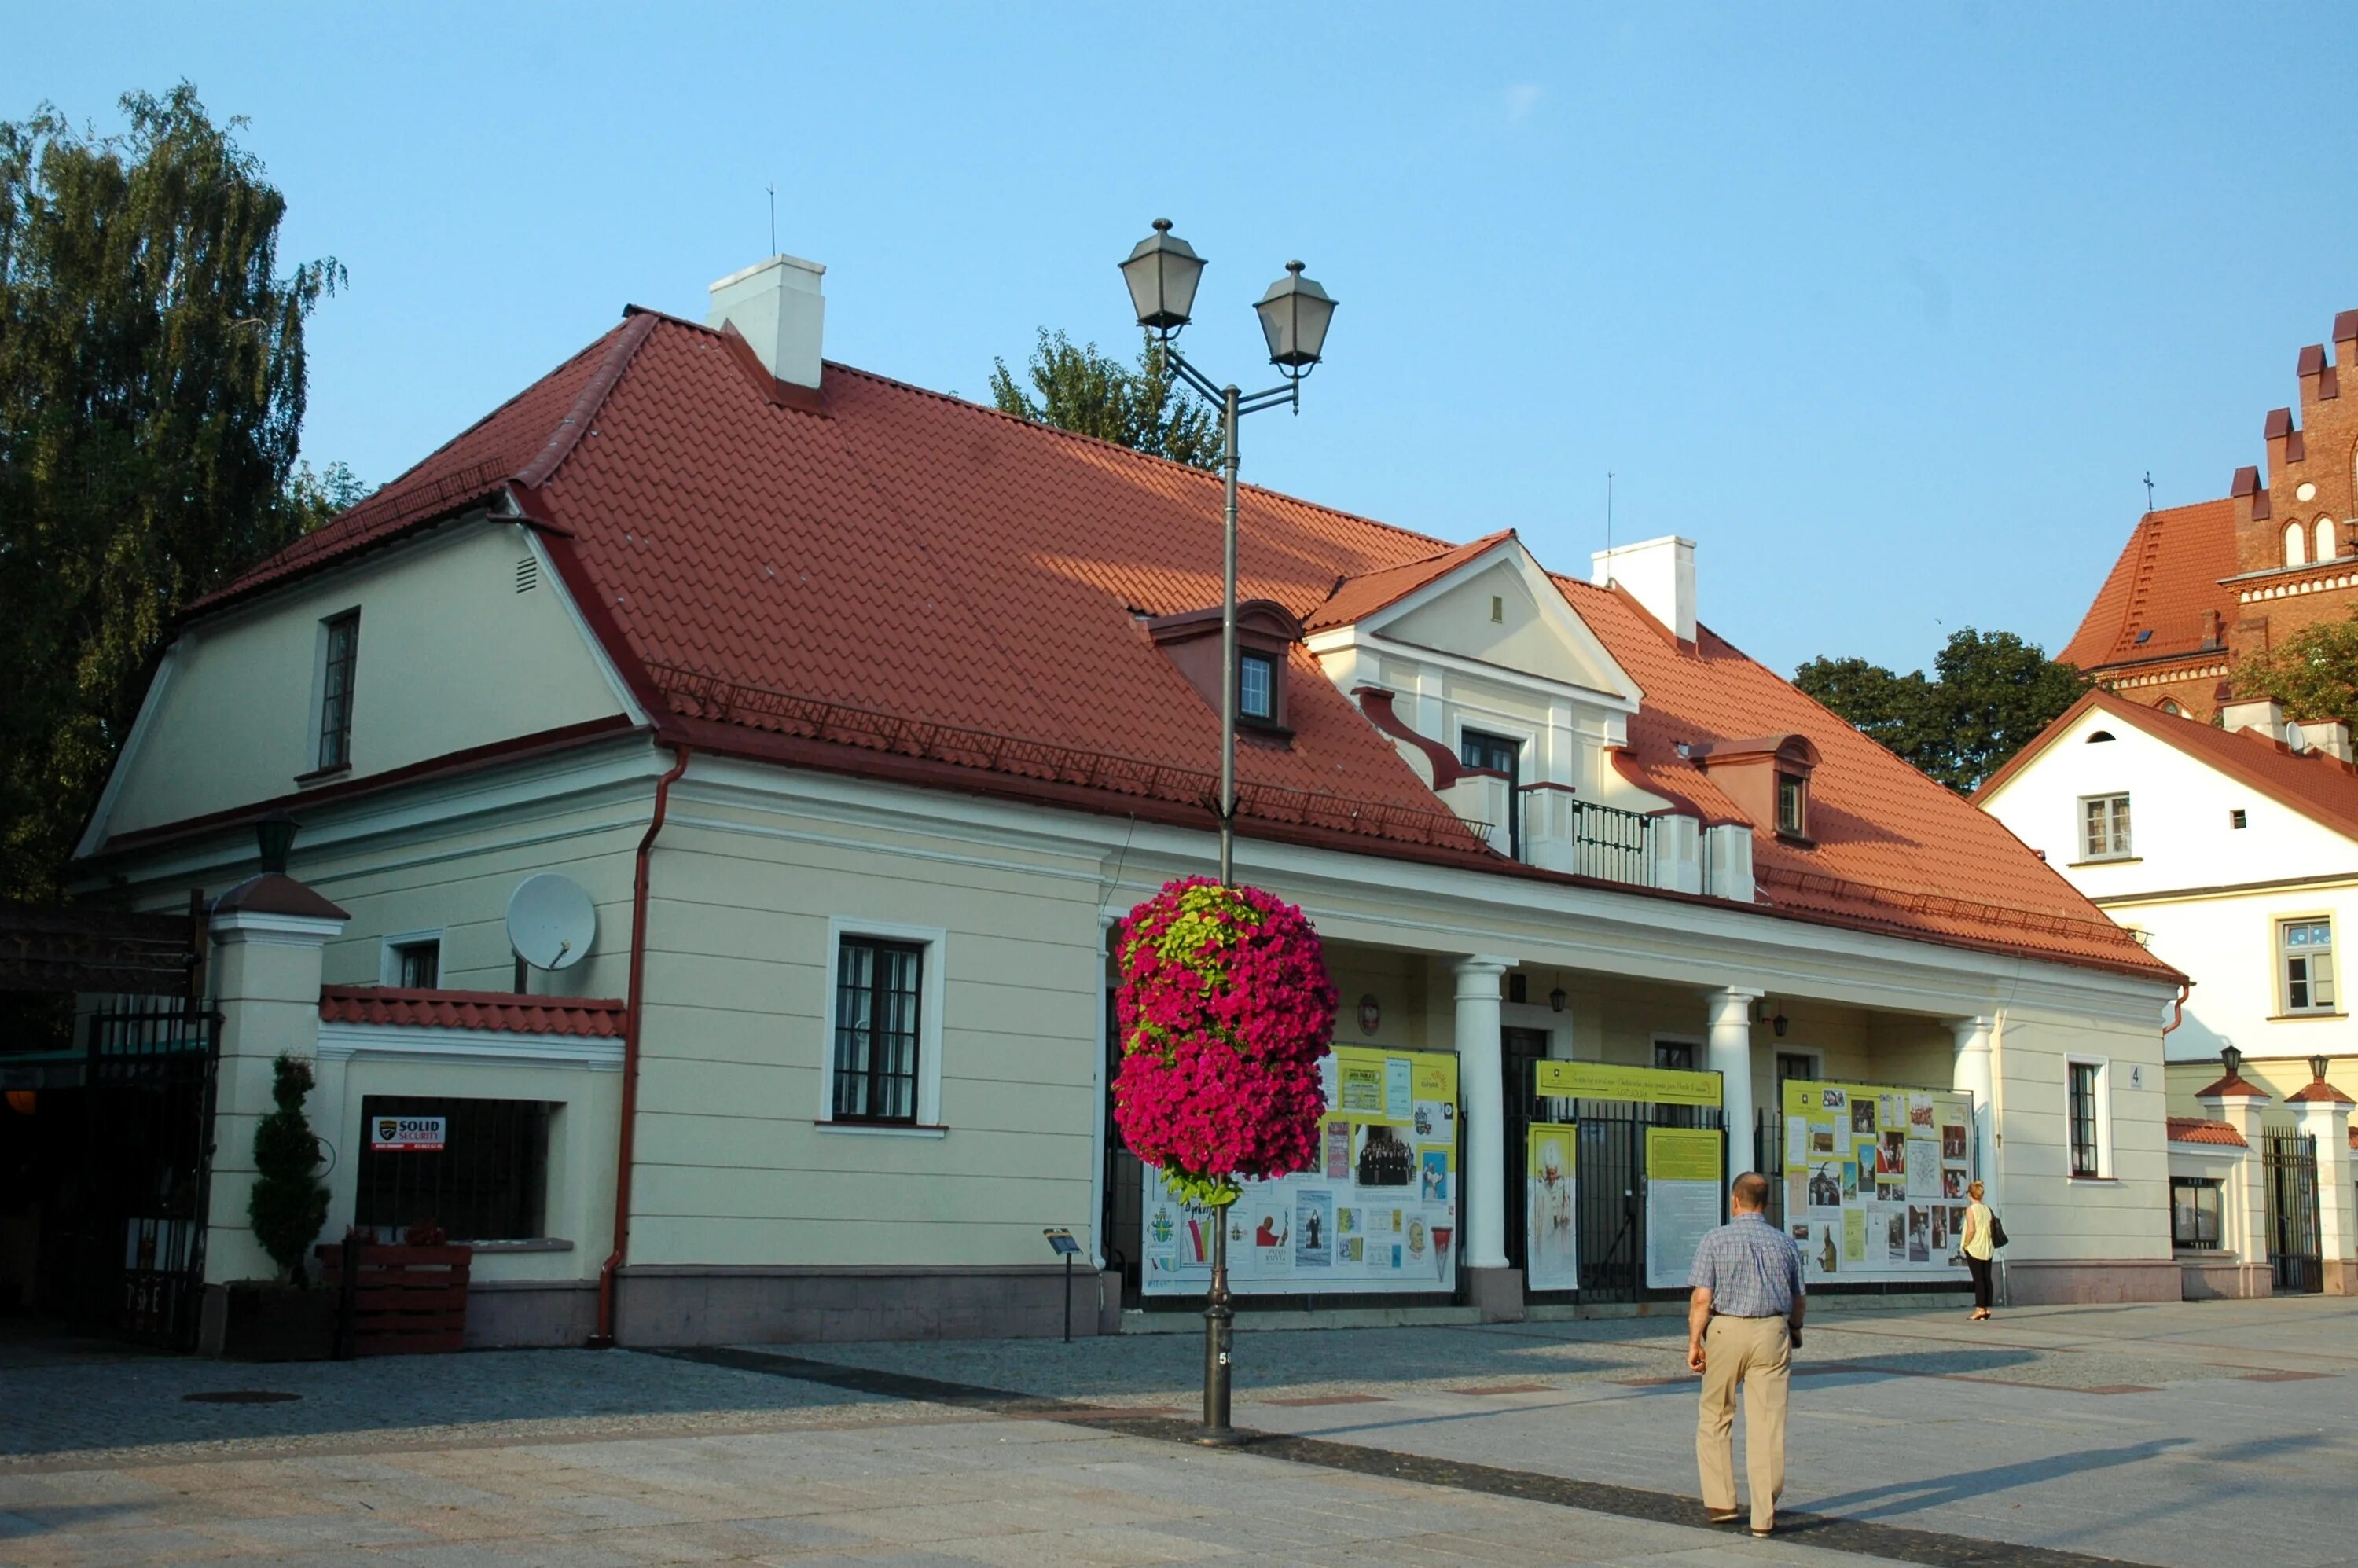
[1465,1267,1525,1324]
[2003,1258,2180,1306]
[612,1263,1114,1346]
[2324,1259,2358,1297]
[2176,1257,2271,1301]
[465,1280,599,1348]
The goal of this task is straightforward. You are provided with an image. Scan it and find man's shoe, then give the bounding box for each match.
[1706,1509,1742,1525]
[1750,1523,1776,1538]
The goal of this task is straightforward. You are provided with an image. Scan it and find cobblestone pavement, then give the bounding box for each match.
[788,1294,2358,1568]
[2,1296,2349,1566]
[0,1351,1890,1567]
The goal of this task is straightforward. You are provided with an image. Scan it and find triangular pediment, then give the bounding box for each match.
[1346,539,1641,707]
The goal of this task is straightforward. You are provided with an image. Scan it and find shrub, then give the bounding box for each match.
[247,1053,329,1283]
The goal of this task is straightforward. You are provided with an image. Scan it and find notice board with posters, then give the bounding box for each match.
[1141,1046,1460,1297]
[1529,1061,1727,1292]
[1780,1078,1974,1285]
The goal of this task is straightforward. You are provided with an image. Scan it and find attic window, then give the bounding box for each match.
[1489,594,1504,624]
[515,556,540,594]
[2085,730,2115,744]
[2230,808,2248,830]
[2135,630,2154,644]
[1776,773,1807,837]
[1239,652,1275,721]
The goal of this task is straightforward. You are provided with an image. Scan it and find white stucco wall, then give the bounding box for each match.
[97,516,630,841]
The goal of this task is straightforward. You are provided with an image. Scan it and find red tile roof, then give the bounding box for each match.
[2285,1078,2356,1105]
[1980,689,2358,843]
[318,985,625,1037]
[208,308,2169,979]
[2059,500,2238,672]
[2190,1070,2271,1100]
[2166,1116,2248,1148]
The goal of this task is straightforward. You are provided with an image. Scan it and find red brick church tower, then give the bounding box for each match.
[2065,311,2358,719]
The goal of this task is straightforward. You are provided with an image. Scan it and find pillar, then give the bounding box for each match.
[203,879,347,1288]
[1454,954,1518,1320]
[1706,987,1761,1162]
[2290,1089,2356,1295]
[1950,1015,1997,1202]
[2198,1085,2273,1297]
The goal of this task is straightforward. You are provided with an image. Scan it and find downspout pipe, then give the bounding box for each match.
[2162,980,2191,1035]
[593,742,691,1347]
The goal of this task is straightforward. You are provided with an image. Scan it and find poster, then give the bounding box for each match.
[1144,1045,1458,1297]
[1534,1060,1721,1106]
[1781,1078,1974,1285]
[1525,1122,1579,1291]
[1644,1127,1724,1288]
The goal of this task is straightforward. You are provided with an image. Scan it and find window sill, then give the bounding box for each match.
[2066,1174,2118,1183]
[294,762,352,787]
[1775,830,1815,848]
[2173,1247,2231,1258]
[465,1237,573,1253]
[2066,856,2141,868]
[816,1120,947,1139]
[2264,1012,2346,1022]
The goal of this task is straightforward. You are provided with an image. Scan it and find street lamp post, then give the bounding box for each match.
[1118,219,1337,1445]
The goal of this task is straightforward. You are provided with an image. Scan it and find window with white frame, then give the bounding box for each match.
[2066,1058,2108,1177]
[1238,651,1275,722]
[821,920,946,1129]
[2080,793,2132,861]
[315,609,361,773]
[2281,919,2337,1014]
[2170,1177,2222,1250]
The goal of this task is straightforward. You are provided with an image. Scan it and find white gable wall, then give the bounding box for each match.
[92,517,634,844]
[1982,704,2358,1064]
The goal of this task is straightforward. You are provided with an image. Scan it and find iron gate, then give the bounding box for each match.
[74,999,222,1347]
[2263,1126,2323,1295]
[1517,1063,1724,1303]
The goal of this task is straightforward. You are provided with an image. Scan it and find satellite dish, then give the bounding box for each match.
[505,874,597,971]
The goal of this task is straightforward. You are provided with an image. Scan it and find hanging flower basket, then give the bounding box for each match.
[1112,878,1337,1208]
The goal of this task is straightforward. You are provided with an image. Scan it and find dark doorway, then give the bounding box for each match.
[1460,730,1523,860]
[1500,1028,1552,1272]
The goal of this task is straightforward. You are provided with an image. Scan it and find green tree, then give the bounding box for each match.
[1794,629,2090,794]
[990,329,1222,469]
[2232,610,2358,728]
[0,84,344,900]
[247,1052,328,1284]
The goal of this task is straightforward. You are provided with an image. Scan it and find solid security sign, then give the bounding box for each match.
[370,1114,446,1152]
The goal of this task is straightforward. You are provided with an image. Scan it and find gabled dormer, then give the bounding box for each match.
[1303,533,1679,875]
[1146,599,1302,740]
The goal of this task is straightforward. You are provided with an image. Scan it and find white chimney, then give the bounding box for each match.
[2297,719,2355,762]
[1592,534,1697,643]
[707,254,826,390]
[2220,697,2283,738]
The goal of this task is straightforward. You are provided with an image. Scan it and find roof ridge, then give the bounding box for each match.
[617,305,1455,554]
[512,310,660,490]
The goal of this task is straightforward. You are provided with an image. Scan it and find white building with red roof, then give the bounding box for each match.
[1978,691,2357,1295]
[75,252,2185,1344]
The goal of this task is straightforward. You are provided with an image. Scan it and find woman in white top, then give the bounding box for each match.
[1959,1180,1995,1321]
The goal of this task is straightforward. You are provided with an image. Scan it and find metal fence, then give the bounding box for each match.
[79,998,221,1348]
[2263,1126,2323,1294]
[1565,799,1654,886]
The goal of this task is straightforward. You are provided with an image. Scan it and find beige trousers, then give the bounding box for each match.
[1695,1313,1790,1528]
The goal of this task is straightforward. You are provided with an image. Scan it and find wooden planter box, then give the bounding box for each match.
[316,1241,471,1356]
[206,1282,339,1361]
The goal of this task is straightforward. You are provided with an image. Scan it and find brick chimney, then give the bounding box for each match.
[707,254,826,390]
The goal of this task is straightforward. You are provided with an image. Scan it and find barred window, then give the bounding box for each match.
[2067,1062,2101,1177]
[318,611,361,772]
[2170,1177,2221,1250]
[354,1096,551,1241]
[832,937,924,1123]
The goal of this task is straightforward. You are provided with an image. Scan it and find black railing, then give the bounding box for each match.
[78,998,221,1348]
[1565,799,1654,886]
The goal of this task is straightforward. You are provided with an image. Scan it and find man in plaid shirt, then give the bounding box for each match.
[1686,1170,1805,1537]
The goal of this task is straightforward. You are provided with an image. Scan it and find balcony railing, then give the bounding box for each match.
[1556,795,1655,887]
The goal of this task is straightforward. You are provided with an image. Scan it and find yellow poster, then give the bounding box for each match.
[1526,1122,1578,1292]
[1536,1059,1722,1107]
[1780,1076,1974,1282]
[1842,1208,1867,1262]
[1645,1126,1722,1182]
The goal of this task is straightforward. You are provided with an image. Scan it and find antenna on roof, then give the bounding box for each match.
[766,184,778,256]
[1603,471,1615,585]
[2143,471,2155,514]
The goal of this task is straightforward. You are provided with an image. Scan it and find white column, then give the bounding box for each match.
[1455,956,1514,1270]
[2201,1088,2273,1292]
[2294,1094,2355,1293]
[1950,1015,1997,1201]
[205,898,347,1285]
[1706,987,1761,1161]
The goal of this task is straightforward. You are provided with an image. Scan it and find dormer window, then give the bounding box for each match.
[1145,599,1300,737]
[1776,773,1806,836]
[1240,652,1275,721]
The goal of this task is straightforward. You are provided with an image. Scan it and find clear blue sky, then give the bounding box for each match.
[13,4,2358,677]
